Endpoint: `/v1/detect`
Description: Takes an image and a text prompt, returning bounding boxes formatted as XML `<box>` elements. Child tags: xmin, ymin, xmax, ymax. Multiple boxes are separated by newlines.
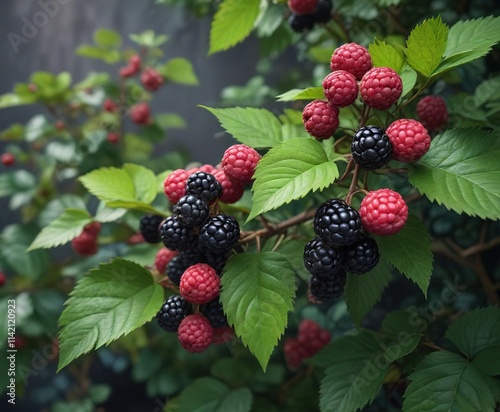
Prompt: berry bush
<box><xmin>1</xmin><ymin>1</ymin><xmax>500</xmax><ymax>411</ymax></box>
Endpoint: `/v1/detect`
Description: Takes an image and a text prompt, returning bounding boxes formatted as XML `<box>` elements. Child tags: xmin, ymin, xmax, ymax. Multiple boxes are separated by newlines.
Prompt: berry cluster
<box><xmin>71</xmin><ymin>222</ymin><xmax>101</xmax><ymax>256</ymax></box>
<box><xmin>284</xmin><ymin>319</ymin><xmax>331</xmax><ymax>369</ymax></box>
<box><xmin>288</xmin><ymin>0</ymin><xmax>333</xmax><ymax>33</ymax></box>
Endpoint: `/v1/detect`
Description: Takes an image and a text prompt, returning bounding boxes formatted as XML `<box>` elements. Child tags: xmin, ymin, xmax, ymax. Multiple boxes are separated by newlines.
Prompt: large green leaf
<box><xmin>200</xmin><ymin>106</ymin><xmax>282</xmax><ymax>148</ymax></box>
<box><xmin>220</xmin><ymin>252</ymin><xmax>296</xmax><ymax>371</ymax></box>
<box><xmin>381</xmin><ymin>310</ymin><xmax>422</xmax><ymax>363</ymax></box>
<box><xmin>376</xmin><ymin>215</ymin><xmax>433</xmax><ymax>296</ymax></box>
<box><xmin>405</xmin><ymin>17</ymin><xmax>448</xmax><ymax>77</ymax></box>
<box><xmin>27</xmin><ymin>209</ymin><xmax>92</xmax><ymax>251</ymax></box>
<box><xmin>403</xmin><ymin>351</ymin><xmax>496</xmax><ymax>412</ymax></box>
<box><xmin>344</xmin><ymin>259</ymin><xmax>392</xmax><ymax>326</ymax></box>
<box><xmin>159</xmin><ymin>58</ymin><xmax>198</xmax><ymax>85</ymax></box>
<box><xmin>248</xmin><ymin>139</ymin><xmax>341</xmax><ymax>221</ymax></box>
<box><xmin>408</xmin><ymin>129</ymin><xmax>500</xmax><ymax>220</ymax></box>
<box><xmin>276</xmin><ymin>87</ymin><xmax>324</xmax><ymax>102</ymax></box>
<box><xmin>209</xmin><ymin>0</ymin><xmax>261</xmax><ymax>54</ymax></box>
<box><xmin>369</xmin><ymin>40</ymin><xmax>404</xmax><ymax>73</ymax></box>
<box><xmin>58</xmin><ymin>258</ymin><xmax>164</xmax><ymax>371</ymax></box>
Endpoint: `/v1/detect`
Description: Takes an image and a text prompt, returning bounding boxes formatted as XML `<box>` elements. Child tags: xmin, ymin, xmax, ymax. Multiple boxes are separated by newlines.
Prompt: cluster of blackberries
<box><xmin>288</xmin><ymin>0</ymin><xmax>333</xmax><ymax>33</ymax></box>
<box><xmin>304</xmin><ymin>198</ymin><xmax>380</xmax><ymax>301</ymax></box>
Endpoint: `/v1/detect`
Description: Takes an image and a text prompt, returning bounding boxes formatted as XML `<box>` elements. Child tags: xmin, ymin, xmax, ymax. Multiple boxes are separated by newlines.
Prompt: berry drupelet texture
<box><xmin>303</xmin><ymin>236</ymin><xmax>343</xmax><ymax>277</ymax></box>
<box><xmin>342</xmin><ymin>234</ymin><xmax>380</xmax><ymax>274</ymax></box>
<box><xmin>156</xmin><ymin>294</ymin><xmax>192</xmax><ymax>332</ymax></box>
<box><xmin>351</xmin><ymin>125</ymin><xmax>393</xmax><ymax>170</ymax></box>
<box><xmin>199</xmin><ymin>214</ymin><xmax>240</xmax><ymax>251</ymax></box>
<box><xmin>139</xmin><ymin>214</ymin><xmax>164</xmax><ymax>243</ymax></box>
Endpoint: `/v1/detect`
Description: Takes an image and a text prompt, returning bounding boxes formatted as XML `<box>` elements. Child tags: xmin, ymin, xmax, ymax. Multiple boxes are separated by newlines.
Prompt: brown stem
<box><xmin>345</xmin><ymin>164</ymin><xmax>361</xmax><ymax>204</ymax></box>
<box><xmin>473</xmin><ymin>254</ymin><xmax>499</xmax><ymax>304</ymax></box>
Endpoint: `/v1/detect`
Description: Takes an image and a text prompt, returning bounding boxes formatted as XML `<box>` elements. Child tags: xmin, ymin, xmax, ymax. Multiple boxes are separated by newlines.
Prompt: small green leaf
<box><xmin>159</xmin><ymin>58</ymin><xmax>198</xmax><ymax>85</ymax></box>
<box><xmin>200</xmin><ymin>106</ymin><xmax>282</xmax><ymax>148</ymax></box>
<box><xmin>405</xmin><ymin>17</ymin><xmax>448</xmax><ymax>77</ymax></box>
<box><xmin>472</xmin><ymin>344</ymin><xmax>500</xmax><ymax>376</ymax></box>
<box><xmin>445</xmin><ymin>307</ymin><xmax>500</xmax><ymax>358</ymax></box>
<box><xmin>75</xmin><ymin>45</ymin><xmax>121</xmax><ymax>64</ymax></box>
<box><xmin>376</xmin><ymin>215</ymin><xmax>433</xmax><ymax>296</ymax></box>
<box><xmin>130</xmin><ymin>30</ymin><xmax>169</xmax><ymax>47</ymax></box>
<box><xmin>408</xmin><ymin>129</ymin><xmax>500</xmax><ymax>220</ymax></box>
<box><xmin>403</xmin><ymin>351</ymin><xmax>496</xmax><ymax>412</ymax></box>
<box><xmin>399</xmin><ymin>65</ymin><xmax>418</xmax><ymax>100</ymax></box>
<box><xmin>381</xmin><ymin>310</ymin><xmax>422</xmax><ymax>363</ymax></box>
<box><xmin>0</xmin><ymin>170</ymin><xmax>36</xmax><ymax>198</ymax></box>
<box><xmin>248</xmin><ymin>139</ymin><xmax>341</xmax><ymax>221</ymax></box>
<box><xmin>369</xmin><ymin>40</ymin><xmax>404</xmax><ymax>72</ymax></box>
<box><xmin>209</xmin><ymin>0</ymin><xmax>261</xmax><ymax>54</ymax></box>
<box><xmin>344</xmin><ymin>259</ymin><xmax>392</xmax><ymax>326</ymax></box>
<box><xmin>94</xmin><ymin>29</ymin><xmax>122</xmax><ymax>48</ymax></box>
<box><xmin>276</xmin><ymin>87</ymin><xmax>324</xmax><ymax>102</ymax></box>
<box><xmin>220</xmin><ymin>252</ymin><xmax>296</xmax><ymax>371</ymax></box>
<box><xmin>58</xmin><ymin>258</ymin><xmax>164</xmax><ymax>371</ymax></box>
<box><xmin>27</xmin><ymin>209</ymin><xmax>92</xmax><ymax>251</ymax></box>
<box><xmin>122</xmin><ymin>164</ymin><xmax>157</xmax><ymax>204</ymax></box>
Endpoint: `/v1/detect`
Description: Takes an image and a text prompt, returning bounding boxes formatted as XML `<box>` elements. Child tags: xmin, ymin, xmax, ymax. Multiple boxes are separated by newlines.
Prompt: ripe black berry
<box><xmin>288</xmin><ymin>14</ymin><xmax>315</xmax><ymax>33</ymax></box>
<box><xmin>156</xmin><ymin>295</ymin><xmax>193</xmax><ymax>332</ymax></box>
<box><xmin>351</xmin><ymin>125</ymin><xmax>393</xmax><ymax>170</ymax></box>
<box><xmin>199</xmin><ymin>246</ymin><xmax>231</xmax><ymax>275</ymax></box>
<box><xmin>304</xmin><ymin>236</ymin><xmax>342</xmax><ymax>277</ymax></box>
<box><xmin>199</xmin><ymin>214</ymin><xmax>240</xmax><ymax>251</ymax></box>
<box><xmin>342</xmin><ymin>234</ymin><xmax>380</xmax><ymax>274</ymax></box>
<box><xmin>139</xmin><ymin>214</ymin><xmax>163</xmax><ymax>243</ymax></box>
<box><xmin>312</xmin><ymin>0</ymin><xmax>332</xmax><ymax>24</ymax></box>
<box><xmin>174</xmin><ymin>195</ymin><xmax>209</xmax><ymax>227</ymax></box>
<box><xmin>160</xmin><ymin>216</ymin><xmax>196</xmax><ymax>251</ymax></box>
<box><xmin>310</xmin><ymin>271</ymin><xmax>346</xmax><ymax>301</ymax></box>
<box><xmin>186</xmin><ymin>172</ymin><xmax>223</xmax><ymax>204</ymax></box>
<box><xmin>314</xmin><ymin>199</ymin><xmax>361</xmax><ymax>247</ymax></box>
<box><xmin>202</xmin><ymin>298</ymin><xmax>228</xmax><ymax>328</ymax></box>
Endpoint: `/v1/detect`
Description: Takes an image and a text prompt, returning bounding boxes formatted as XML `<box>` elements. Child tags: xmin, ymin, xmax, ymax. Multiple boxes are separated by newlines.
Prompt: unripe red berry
<box><xmin>0</xmin><ymin>272</ymin><xmax>6</xmax><ymax>286</ymax></box>
<box><xmin>1</xmin><ymin>153</ymin><xmax>15</xmax><ymax>167</ymax></box>
<box><xmin>141</xmin><ymin>68</ymin><xmax>164</xmax><ymax>92</ymax></box>
<box><xmin>107</xmin><ymin>132</ymin><xmax>120</xmax><ymax>144</ymax></box>
<box><xmin>103</xmin><ymin>98</ymin><xmax>118</xmax><ymax>113</ymax></box>
<box><xmin>130</xmin><ymin>102</ymin><xmax>152</xmax><ymax>125</ymax></box>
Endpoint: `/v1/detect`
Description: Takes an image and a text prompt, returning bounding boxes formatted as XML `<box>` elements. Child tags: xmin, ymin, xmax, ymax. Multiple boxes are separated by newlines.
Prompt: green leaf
<box><xmin>156</xmin><ymin>113</ymin><xmax>186</xmax><ymax>129</ymax></box>
<box><xmin>58</xmin><ymin>258</ymin><xmax>164</xmax><ymax>371</ymax></box>
<box><xmin>0</xmin><ymin>170</ymin><xmax>36</xmax><ymax>199</ymax></box>
<box><xmin>405</xmin><ymin>17</ymin><xmax>448</xmax><ymax>77</ymax></box>
<box><xmin>276</xmin><ymin>87</ymin><xmax>324</xmax><ymax>102</ymax></box>
<box><xmin>381</xmin><ymin>310</ymin><xmax>422</xmax><ymax>363</ymax></box>
<box><xmin>130</xmin><ymin>30</ymin><xmax>168</xmax><ymax>48</ymax></box>
<box><xmin>209</xmin><ymin>0</ymin><xmax>261</xmax><ymax>54</ymax></box>
<box><xmin>407</xmin><ymin>129</ymin><xmax>500</xmax><ymax>220</ymax></box>
<box><xmin>0</xmin><ymin>92</ymin><xmax>36</xmax><ymax>109</ymax></box>
<box><xmin>27</xmin><ymin>209</ymin><xmax>92</xmax><ymax>251</ymax></box>
<box><xmin>94</xmin><ymin>29</ymin><xmax>122</xmax><ymax>48</ymax></box>
<box><xmin>369</xmin><ymin>40</ymin><xmax>404</xmax><ymax>72</ymax></box>
<box><xmin>159</xmin><ymin>58</ymin><xmax>198</xmax><ymax>85</ymax></box>
<box><xmin>399</xmin><ymin>65</ymin><xmax>418</xmax><ymax>100</ymax></box>
<box><xmin>200</xmin><ymin>106</ymin><xmax>282</xmax><ymax>148</ymax></box>
<box><xmin>376</xmin><ymin>215</ymin><xmax>433</xmax><ymax>296</ymax></box>
<box><xmin>122</xmin><ymin>164</ymin><xmax>157</xmax><ymax>204</ymax></box>
<box><xmin>344</xmin><ymin>259</ymin><xmax>392</xmax><ymax>326</ymax></box>
<box><xmin>220</xmin><ymin>252</ymin><xmax>296</xmax><ymax>371</ymax></box>
<box><xmin>445</xmin><ymin>307</ymin><xmax>500</xmax><ymax>358</ymax></box>
<box><xmin>248</xmin><ymin>139</ymin><xmax>341</xmax><ymax>221</ymax></box>
<box><xmin>435</xmin><ymin>16</ymin><xmax>500</xmax><ymax>76</ymax></box>
<box><xmin>317</xmin><ymin>331</ymin><xmax>389</xmax><ymax>412</ymax></box>
<box><xmin>75</xmin><ymin>45</ymin><xmax>121</xmax><ymax>64</ymax></box>
<box><xmin>403</xmin><ymin>351</ymin><xmax>496</xmax><ymax>412</ymax></box>
<box><xmin>472</xmin><ymin>344</ymin><xmax>500</xmax><ymax>376</ymax></box>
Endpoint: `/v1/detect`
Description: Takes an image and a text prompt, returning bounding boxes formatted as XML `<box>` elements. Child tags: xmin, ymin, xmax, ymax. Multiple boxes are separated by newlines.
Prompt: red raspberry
<box><xmin>284</xmin><ymin>338</ymin><xmax>310</xmax><ymax>369</ymax></box>
<box><xmin>297</xmin><ymin>319</ymin><xmax>331</xmax><ymax>355</ymax></box>
<box><xmin>187</xmin><ymin>164</ymin><xmax>217</xmax><ymax>176</ymax></box>
<box><xmin>119</xmin><ymin>55</ymin><xmax>141</xmax><ymax>78</ymax></box>
<box><xmin>386</xmin><ymin>118</ymin><xmax>431</xmax><ymax>162</ymax></box>
<box><xmin>119</xmin><ymin>65</ymin><xmax>137</xmax><ymax>78</ymax></box>
<box><xmin>330</xmin><ymin>43</ymin><xmax>372</xmax><ymax>81</ymax></box>
<box><xmin>180</xmin><ymin>263</ymin><xmax>220</xmax><ymax>304</ymax></box>
<box><xmin>302</xmin><ymin>100</ymin><xmax>339</xmax><ymax>140</ymax></box>
<box><xmin>178</xmin><ymin>314</ymin><xmax>213</xmax><ymax>353</ymax></box>
<box><xmin>103</xmin><ymin>99</ymin><xmax>118</xmax><ymax>113</ymax></box>
<box><xmin>213</xmin><ymin>170</ymin><xmax>245</xmax><ymax>204</ymax></box>
<box><xmin>127</xmin><ymin>233</ymin><xmax>145</xmax><ymax>245</ymax></box>
<box><xmin>222</xmin><ymin>144</ymin><xmax>261</xmax><ymax>185</ymax></box>
<box><xmin>288</xmin><ymin>0</ymin><xmax>318</xmax><ymax>15</ymax></box>
<box><xmin>28</xmin><ymin>83</ymin><xmax>37</xmax><ymax>93</ymax></box>
<box><xmin>360</xmin><ymin>67</ymin><xmax>402</xmax><ymax>110</ymax></box>
<box><xmin>83</xmin><ymin>222</ymin><xmax>101</xmax><ymax>237</ymax></box>
<box><xmin>164</xmin><ymin>169</ymin><xmax>190</xmax><ymax>204</ymax></box>
<box><xmin>1</xmin><ymin>153</ymin><xmax>15</xmax><ymax>167</ymax></box>
<box><xmin>107</xmin><ymin>132</ymin><xmax>120</xmax><ymax>144</ymax></box>
<box><xmin>129</xmin><ymin>55</ymin><xmax>142</xmax><ymax>70</ymax></box>
<box><xmin>416</xmin><ymin>95</ymin><xmax>448</xmax><ymax>131</ymax></box>
<box><xmin>71</xmin><ymin>232</ymin><xmax>98</xmax><ymax>255</ymax></box>
<box><xmin>141</xmin><ymin>67</ymin><xmax>164</xmax><ymax>92</ymax></box>
<box><xmin>154</xmin><ymin>247</ymin><xmax>179</xmax><ymax>274</ymax></box>
<box><xmin>211</xmin><ymin>326</ymin><xmax>235</xmax><ymax>345</ymax></box>
<box><xmin>55</xmin><ymin>120</ymin><xmax>65</xmax><ymax>131</ymax></box>
<box><xmin>0</xmin><ymin>272</ymin><xmax>6</xmax><ymax>287</ymax></box>
<box><xmin>323</xmin><ymin>70</ymin><xmax>359</xmax><ymax>107</ymax></box>
<box><xmin>360</xmin><ymin>188</ymin><xmax>408</xmax><ymax>236</ymax></box>
<box><xmin>130</xmin><ymin>102</ymin><xmax>152</xmax><ymax>125</ymax></box>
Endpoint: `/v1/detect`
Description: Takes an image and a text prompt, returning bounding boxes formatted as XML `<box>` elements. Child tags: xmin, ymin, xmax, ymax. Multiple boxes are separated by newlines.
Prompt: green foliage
<box><xmin>94</xmin><ymin>29</ymin><xmax>122</xmax><ymax>48</ymax></box>
<box><xmin>0</xmin><ymin>170</ymin><xmax>36</xmax><ymax>209</ymax></box>
<box><xmin>276</xmin><ymin>87</ymin><xmax>324</xmax><ymax>102</ymax></box>
<box><xmin>130</xmin><ymin>30</ymin><xmax>169</xmax><ymax>47</ymax></box>
<box><xmin>159</xmin><ymin>58</ymin><xmax>199</xmax><ymax>85</ymax></box>
<box><xmin>58</xmin><ymin>258</ymin><xmax>164</xmax><ymax>371</ymax></box>
<box><xmin>380</xmin><ymin>311</ymin><xmax>422</xmax><ymax>363</ymax></box>
<box><xmin>220</xmin><ymin>252</ymin><xmax>296</xmax><ymax>371</ymax></box>
<box><xmin>369</xmin><ymin>40</ymin><xmax>404</xmax><ymax>73</ymax></box>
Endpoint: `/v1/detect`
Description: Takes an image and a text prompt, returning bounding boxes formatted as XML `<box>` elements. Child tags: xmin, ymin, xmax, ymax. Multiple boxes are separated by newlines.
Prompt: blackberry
<box><xmin>156</xmin><ymin>295</ymin><xmax>193</xmax><ymax>332</ymax></box>
<box><xmin>199</xmin><ymin>214</ymin><xmax>240</xmax><ymax>251</ymax></box>
<box><xmin>160</xmin><ymin>216</ymin><xmax>196</xmax><ymax>251</ymax></box>
<box><xmin>310</xmin><ymin>271</ymin><xmax>346</xmax><ymax>301</ymax></box>
<box><xmin>351</xmin><ymin>126</ymin><xmax>393</xmax><ymax>170</ymax></box>
<box><xmin>288</xmin><ymin>14</ymin><xmax>315</xmax><ymax>33</ymax></box>
<box><xmin>139</xmin><ymin>214</ymin><xmax>163</xmax><ymax>243</ymax></box>
<box><xmin>173</xmin><ymin>195</ymin><xmax>209</xmax><ymax>227</ymax></box>
<box><xmin>314</xmin><ymin>199</ymin><xmax>361</xmax><ymax>247</ymax></box>
<box><xmin>303</xmin><ymin>236</ymin><xmax>342</xmax><ymax>277</ymax></box>
<box><xmin>166</xmin><ymin>256</ymin><xmax>189</xmax><ymax>285</ymax></box>
<box><xmin>312</xmin><ymin>0</ymin><xmax>332</xmax><ymax>24</ymax></box>
<box><xmin>202</xmin><ymin>298</ymin><xmax>228</xmax><ymax>328</ymax></box>
<box><xmin>200</xmin><ymin>246</ymin><xmax>232</xmax><ymax>275</ymax></box>
<box><xmin>186</xmin><ymin>172</ymin><xmax>223</xmax><ymax>204</ymax></box>
<box><xmin>342</xmin><ymin>234</ymin><xmax>380</xmax><ymax>274</ymax></box>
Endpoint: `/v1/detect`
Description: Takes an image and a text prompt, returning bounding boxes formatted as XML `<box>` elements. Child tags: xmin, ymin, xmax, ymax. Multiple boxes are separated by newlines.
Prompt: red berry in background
<box><xmin>297</xmin><ymin>319</ymin><xmax>331</xmax><ymax>355</ymax></box>
<box><xmin>302</xmin><ymin>99</ymin><xmax>339</xmax><ymax>140</ymax></box>
<box><xmin>164</xmin><ymin>168</ymin><xmax>190</xmax><ymax>204</ymax></box>
<box><xmin>130</xmin><ymin>102</ymin><xmax>152</xmax><ymax>125</ymax></box>
<box><xmin>141</xmin><ymin>67</ymin><xmax>164</xmax><ymax>92</ymax></box>
<box><xmin>360</xmin><ymin>188</ymin><xmax>408</xmax><ymax>236</ymax></box>
<box><xmin>187</xmin><ymin>164</ymin><xmax>217</xmax><ymax>176</ymax></box>
<box><xmin>284</xmin><ymin>338</ymin><xmax>310</xmax><ymax>369</ymax></box>
<box><xmin>71</xmin><ymin>232</ymin><xmax>98</xmax><ymax>256</ymax></box>
<box><xmin>178</xmin><ymin>313</ymin><xmax>213</xmax><ymax>353</ymax></box>
<box><xmin>154</xmin><ymin>248</ymin><xmax>179</xmax><ymax>274</ymax></box>
<box><xmin>222</xmin><ymin>144</ymin><xmax>261</xmax><ymax>185</ymax></box>
<box><xmin>386</xmin><ymin>118</ymin><xmax>431</xmax><ymax>162</ymax></box>
<box><xmin>180</xmin><ymin>263</ymin><xmax>220</xmax><ymax>304</ymax></box>
<box><xmin>416</xmin><ymin>95</ymin><xmax>448</xmax><ymax>131</ymax></box>
<box><xmin>1</xmin><ymin>153</ymin><xmax>15</xmax><ymax>167</ymax></box>
<box><xmin>323</xmin><ymin>70</ymin><xmax>359</xmax><ymax>107</ymax></box>
<box><xmin>83</xmin><ymin>222</ymin><xmax>101</xmax><ymax>237</ymax></box>
<box><xmin>103</xmin><ymin>98</ymin><xmax>118</xmax><ymax>113</ymax></box>
<box><xmin>119</xmin><ymin>55</ymin><xmax>142</xmax><ymax>78</ymax></box>
<box><xmin>211</xmin><ymin>326</ymin><xmax>235</xmax><ymax>345</ymax></box>
<box><xmin>15</xmin><ymin>336</ymin><xmax>27</xmax><ymax>349</ymax></box>
<box><xmin>55</xmin><ymin>120</ymin><xmax>65</xmax><ymax>131</ymax></box>
<box><xmin>213</xmin><ymin>170</ymin><xmax>245</xmax><ymax>204</ymax></box>
<box><xmin>0</xmin><ymin>272</ymin><xmax>6</xmax><ymax>286</ymax></box>
<box><xmin>119</xmin><ymin>65</ymin><xmax>136</xmax><ymax>78</ymax></box>
<box><xmin>129</xmin><ymin>54</ymin><xmax>142</xmax><ymax>70</ymax></box>
<box><xmin>360</xmin><ymin>67</ymin><xmax>402</xmax><ymax>110</ymax></box>
<box><xmin>107</xmin><ymin>132</ymin><xmax>120</xmax><ymax>144</ymax></box>
<box><xmin>288</xmin><ymin>0</ymin><xmax>318</xmax><ymax>15</ymax></box>
<box><xmin>330</xmin><ymin>43</ymin><xmax>372</xmax><ymax>81</ymax></box>
<box><xmin>127</xmin><ymin>232</ymin><xmax>145</xmax><ymax>245</ymax></box>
